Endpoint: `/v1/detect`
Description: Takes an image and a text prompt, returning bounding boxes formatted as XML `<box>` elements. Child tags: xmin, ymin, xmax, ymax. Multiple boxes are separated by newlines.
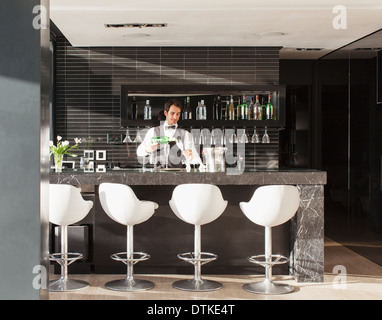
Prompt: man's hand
<box><xmin>183</xmin><ymin>149</ymin><xmax>193</xmax><ymax>161</ymax></box>
<box><xmin>145</xmin><ymin>143</ymin><xmax>159</xmax><ymax>153</ymax></box>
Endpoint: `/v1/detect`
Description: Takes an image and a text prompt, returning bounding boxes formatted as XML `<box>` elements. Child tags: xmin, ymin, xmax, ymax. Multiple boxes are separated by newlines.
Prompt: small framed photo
<box><xmin>96</xmin><ymin>150</ymin><xmax>107</xmax><ymax>161</ymax></box>
<box><xmin>84</xmin><ymin>150</ymin><xmax>94</xmax><ymax>160</ymax></box>
<box><xmin>96</xmin><ymin>164</ymin><xmax>106</xmax><ymax>172</ymax></box>
<box><xmin>84</xmin><ymin>161</ymin><xmax>94</xmax><ymax>172</ymax></box>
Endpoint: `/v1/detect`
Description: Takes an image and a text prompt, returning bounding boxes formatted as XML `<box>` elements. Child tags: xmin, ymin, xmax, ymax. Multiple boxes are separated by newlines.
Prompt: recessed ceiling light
<box><xmin>122</xmin><ymin>33</ymin><xmax>150</xmax><ymax>38</ymax></box>
<box><xmin>257</xmin><ymin>32</ymin><xmax>286</xmax><ymax>37</ymax></box>
<box><xmin>105</xmin><ymin>23</ymin><xmax>167</xmax><ymax>29</ymax></box>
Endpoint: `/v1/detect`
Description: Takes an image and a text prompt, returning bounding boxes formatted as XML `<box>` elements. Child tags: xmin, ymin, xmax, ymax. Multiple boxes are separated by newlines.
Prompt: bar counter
<box><xmin>50</xmin><ymin>169</ymin><xmax>326</xmax><ymax>283</ymax></box>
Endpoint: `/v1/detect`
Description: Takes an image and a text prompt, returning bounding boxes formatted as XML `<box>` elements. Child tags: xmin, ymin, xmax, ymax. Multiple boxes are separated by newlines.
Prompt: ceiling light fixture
<box><xmin>105</xmin><ymin>23</ymin><xmax>167</xmax><ymax>29</ymax></box>
<box><xmin>295</xmin><ymin>48</ymin><xmax>323</xmax><ymax>51</ymax></box>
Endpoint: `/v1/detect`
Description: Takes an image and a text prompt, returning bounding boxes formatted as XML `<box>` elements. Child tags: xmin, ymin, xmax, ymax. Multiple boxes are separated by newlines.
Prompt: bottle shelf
<box><xmin>122</xmin><ymin>119</ymin><xmax>284</xmax><ymax>128</ymax></box>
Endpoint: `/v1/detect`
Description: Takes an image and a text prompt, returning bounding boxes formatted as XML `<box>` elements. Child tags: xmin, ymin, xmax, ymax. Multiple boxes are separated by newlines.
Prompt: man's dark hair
<box><xmin>164</xmin><ymin>98</ymin><xmax>182</xmax><ymax>112</ymax></box>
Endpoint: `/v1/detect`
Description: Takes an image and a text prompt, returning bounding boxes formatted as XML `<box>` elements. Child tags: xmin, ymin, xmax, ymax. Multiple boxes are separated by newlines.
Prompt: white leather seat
<box><xmin>169</xmin><ymin>184</ymin><xmax>228</xmax><ymax>291</ymax></box>
<box><xmin>99</xmin><ymin>183</ymin><xmax>158</xmax><ymax>291</ymax></box>
<box><xmin>49</xmin><ymin>184</ymin><xmax>93</xmax><ymax>292</ymax></box>
<box><xmin>239</xmin><ymin>185</ymin><xmax>300</xmax><ymax>295</ymax></box>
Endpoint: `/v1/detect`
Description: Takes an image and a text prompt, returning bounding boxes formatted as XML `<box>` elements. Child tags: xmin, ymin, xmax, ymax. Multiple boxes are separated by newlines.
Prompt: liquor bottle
<box><xmin>248</xmin><ymin>97</ymin><xmax>255</xmax><ymax>120</ymax></box>
<box><xmin>144</xmin><ymin>100</ymin><xmax>152</xmax><ymax>120</ymax></box>
<box><xmin>151</xmin><ymin>136</ymin><xmax>176</xmax><ymax>144</ymax></box>
<box><xmin>130</xmin><ymin>96</ymin><xmax>137</xmax><ymax>120</ymax></box>
<box><xmin>182</xmin><ymin>96</ymin><xmax>191</xmax><ymax>120</ymax></box>
<box><xmin>201</xmin><ymin>100</ymin><xmax>207</xmax><ymax>120</ymax></box>
<box><xmin>228</xmin><ymin>95</ymin><xmax>235</xmax><ymax>120</ymax></box>
<box><xmin>196</xmin><ymin>102</ymin><xmax>201</xmax><ymax>120</ymax></box>
<box><xmin>241</xmin><ymin>95</ymin><xmax>248</xmax><ymax>120</ymax></box>
<box><xmin>254</xmin><ymin>95</ymin><xmax>261</xmax><ymax>120</ymax></box>
<box><xmin>225</xmin><ymin>96</ymin><xmax>230</xmax><ymax>120</ymax></box>
<box><xmin>214</xmin><ymin>95</ymin><xmax>222</xmax><ymax>120</ymax></box>
<box><xmin>261</xmin><ymin>96</ymin><xmax>267</xmax><ymax>120</ymax></box>
<box><xmin>236</xmin><ymin>97</ymin><xmax>241</xmax><ymax>120</ymax></box>
<box><xmin>266</xmin><ymin>94</ymin><xmax>274</xmax><ymax>120</ymax></box>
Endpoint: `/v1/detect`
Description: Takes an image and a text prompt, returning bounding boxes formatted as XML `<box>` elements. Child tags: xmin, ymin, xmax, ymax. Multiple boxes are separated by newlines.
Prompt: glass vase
<box><xmin>54</xmin><ymin>153</ymin><xmax>64</xmax><ymax>173</ymax></box>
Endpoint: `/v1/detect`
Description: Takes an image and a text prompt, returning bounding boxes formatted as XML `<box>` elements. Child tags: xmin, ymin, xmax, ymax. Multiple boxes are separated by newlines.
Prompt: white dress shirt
<box><xmin>136</xmin><ymin>121</ymin><xmax>202</xmax><ymax>165</ymax></box>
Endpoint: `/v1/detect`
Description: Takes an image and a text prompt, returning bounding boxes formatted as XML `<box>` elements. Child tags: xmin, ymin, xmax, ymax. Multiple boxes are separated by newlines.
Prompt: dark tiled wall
<box><xmin>54</xmin><ymin>37</ymin><xmax>280</xmax><ymax>168</ymax></box>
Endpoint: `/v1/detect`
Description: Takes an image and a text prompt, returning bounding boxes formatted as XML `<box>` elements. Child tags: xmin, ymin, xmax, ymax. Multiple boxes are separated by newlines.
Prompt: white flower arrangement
<box><xmin>49</xmin><ymin>135</ymin><xmax>81</xmax><ymax>159</ymax></box>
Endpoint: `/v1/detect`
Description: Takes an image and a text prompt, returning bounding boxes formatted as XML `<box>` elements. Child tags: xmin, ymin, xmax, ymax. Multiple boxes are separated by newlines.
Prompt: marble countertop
<box><xmin>50</xmin><ymin>168</ymin><xmax>326</xmax><ymax>186</ymax></box>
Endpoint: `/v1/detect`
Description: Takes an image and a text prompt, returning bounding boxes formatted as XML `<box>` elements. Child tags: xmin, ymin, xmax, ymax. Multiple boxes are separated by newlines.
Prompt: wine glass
<box><xmin>262</xmin><ymin>126</ymin><xmax>270</xmax><ymax>144</ymax></box>
<box><xmin>251</xmin><ymin>127</ymin><xmax>260</xmax><ymax>143</ymax></box>
<box><xmin>123</xmin><ymin>127</ymin><xmax>133</xmax><ymax>143</ymax></box>
<box><xmin>229</xmin><ymin>127</ymin><xmax>237</xmax><ymax>144</ymax></box>
<box><xmin>133</xmin><ymin>127</ymin><xmax>142</xmax><ymax>143</ymax></box>
<box><xmin>163</xmin><ymin>143</ymin><xmax>170</xmax><ymax>169</ymax></box>
<box><xmin>239</xmin><ymin>128</ymin><xmax>249</xmax><ymax>144</ymax></box>
<box><xmin>176</xmin><ymin>138</ymin><xmax>192</xmax><ymax>172</ymax></box>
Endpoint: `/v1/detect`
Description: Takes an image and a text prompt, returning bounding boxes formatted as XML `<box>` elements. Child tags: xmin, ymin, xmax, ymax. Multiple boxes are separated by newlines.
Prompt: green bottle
<box><xmin>241</xmin><ymin>95</ymin><xmax>248</xmax><ymax>120</ymax></box>
<box><xmin>266</xmin><ymin>94</ymin><xmax>274</xmax><ymax>120</ymax></box>
<box><xmin>151</xmin><ymin>136</ymin><xmax>176</xmax><ymax>144</ymax></box>
<box><xmin>261</xmin><ymin>97</ymin><xmax>267</xmax><ymax>120</ymax></box>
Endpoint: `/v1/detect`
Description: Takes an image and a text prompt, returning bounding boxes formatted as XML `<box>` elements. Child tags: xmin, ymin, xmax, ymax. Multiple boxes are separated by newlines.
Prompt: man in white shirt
<box><xmin>137</xmin><ymin>98</ymin><xmax>202</xmax><ymax>169</ymax></box>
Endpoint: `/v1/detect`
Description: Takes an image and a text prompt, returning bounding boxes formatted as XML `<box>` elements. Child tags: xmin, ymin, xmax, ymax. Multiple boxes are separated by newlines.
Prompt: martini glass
<box><xmin>262</xmin><ymin>126</ymin><xmax>270</xmax><ymax>144</ymax></box>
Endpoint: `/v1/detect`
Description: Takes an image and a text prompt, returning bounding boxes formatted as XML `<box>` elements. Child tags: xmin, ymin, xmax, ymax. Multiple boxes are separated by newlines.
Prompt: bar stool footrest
<box><xmin>177</xmin><ymin>252</ymin><xmax>217</xmax><ymax>266</ymax></box>
<box><xmin>248</xmin><ymin>254</ymin><xmax>289</xmax><ymax>267</ymax></box>
<box><xmin>111</xmin><ymin>252</ymin><xmax>150</xmax><ymax>265</ymax></box>
<box><xmin>49</xmin><ymin>252</ymin><xmax>84</xmax><ymax>266</ymax></box>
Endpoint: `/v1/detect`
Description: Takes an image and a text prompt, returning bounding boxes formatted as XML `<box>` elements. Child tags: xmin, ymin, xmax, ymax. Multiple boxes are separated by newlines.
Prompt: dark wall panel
<box><xmin>55</xmin><ymin>38</ymin><xmax>280</xmax><ymax>168</ymax></box>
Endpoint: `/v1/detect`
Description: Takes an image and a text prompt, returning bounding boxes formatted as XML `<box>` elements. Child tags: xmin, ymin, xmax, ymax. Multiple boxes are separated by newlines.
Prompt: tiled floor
<box><xmin>49</xmin><ymin>237</ymin><xmax>382</xmax><ymax>300</ymax></box>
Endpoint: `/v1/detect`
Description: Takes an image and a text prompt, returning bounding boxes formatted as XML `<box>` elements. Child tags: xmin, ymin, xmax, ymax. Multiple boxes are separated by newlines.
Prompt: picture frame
<box><xmin>96</xmin><ymin>150</ymin><xmax>107</xmax><ymax>161</ymax></box>
<box><xmin>84</xmin><ymin>150</ymin><xmax>94</xmax><ymax>160</ymax></box>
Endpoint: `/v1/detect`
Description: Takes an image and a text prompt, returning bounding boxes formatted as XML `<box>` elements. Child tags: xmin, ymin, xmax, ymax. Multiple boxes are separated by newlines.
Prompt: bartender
<box><xmin>137</xmin><ymin>98</ymin><xmax>203</xmax><ymax>169</ymax></box>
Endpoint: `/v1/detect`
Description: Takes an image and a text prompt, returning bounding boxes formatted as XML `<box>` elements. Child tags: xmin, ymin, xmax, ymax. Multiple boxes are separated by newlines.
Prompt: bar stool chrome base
<box><xmin>173</xmin><ymin>251</ymin><xmax>222</xmax><ymax>292</ymax></box>
<box><xmin>243</xmin><ymin>280</ymin><xmax>294</xmax><ymax>295</ymax></box>
<box><xmin>173</xmin><ymin>278</ymin><xmax>222</xmax><ymax>292</ymax></box>
<box><xmin>105</xmin><ymin>279</ymin><xmax>155</xmax><ymax>292</ymax></box>
<box><xmin>244</xmin><ymin>229</ymin><xmax>295</xmax><ymax>295</ymax></box>
<box><xmin>105</xmin><ymin>251</ymin><xmax>154</xmax><ymax>292</ymax></box>
<box><xmin>49</xmin><ymin>279</ymin><xmax>89</xmax><ymax>292</ymax></box>
<box><xmin>49</xmin><ymin>252</ymin><xmax>88</xmax><ymax>292</ymax></box>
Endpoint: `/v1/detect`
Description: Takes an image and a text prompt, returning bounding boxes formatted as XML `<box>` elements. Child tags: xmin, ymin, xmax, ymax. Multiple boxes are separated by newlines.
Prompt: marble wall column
<box><xmin>290</xmin><ymin>185</ymin><xmax>324</xmax><ymax>282</ymax></box>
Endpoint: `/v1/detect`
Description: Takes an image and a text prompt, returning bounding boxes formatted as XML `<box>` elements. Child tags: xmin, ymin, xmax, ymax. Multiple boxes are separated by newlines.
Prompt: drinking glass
<box><xmin>251</xmin><ymin>127</ymin><xmax>260</xmax><ymax>143</ymax></box>
<box><xmin>262</xmin><ymin>126</ymin><xmax>270</xmax><ymax>144</ymax></box>
<box><xmin>141</xmin><ymin>156</ymin><xmax>148</xmax><ymax>172</ymax></box>
<box><xmin>164</xmin><ymin>143</ymin><xmax>170</xmax><ymax>169</ymax></box>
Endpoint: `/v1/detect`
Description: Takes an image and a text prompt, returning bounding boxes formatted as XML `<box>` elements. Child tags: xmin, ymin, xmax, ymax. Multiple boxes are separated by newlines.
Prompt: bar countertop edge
<box><xmin>49</xmin><ymin>169</ymin><xmax>327</xmax><ymax>186</ymax></box>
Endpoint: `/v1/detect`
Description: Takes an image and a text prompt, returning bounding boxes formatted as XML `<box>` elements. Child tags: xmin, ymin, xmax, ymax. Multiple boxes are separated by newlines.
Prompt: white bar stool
<box><xmin>99</xmin><ymin>183</ymin><xmax>158</xmax><ymax>291</ymax></box>
<box><xmin>169</xmin><ymin>183</ymin><xmax>228</xmax><ymax>291</ymax></box>
<box><xmin>239</xmin><ymin>185</ymin><xmax>300</xmax><ymax>295</ymax></box>
<box><xmin>49</xmin><ymin>184</ymin><xmax>93</xmax><ymax>292</ymax></box>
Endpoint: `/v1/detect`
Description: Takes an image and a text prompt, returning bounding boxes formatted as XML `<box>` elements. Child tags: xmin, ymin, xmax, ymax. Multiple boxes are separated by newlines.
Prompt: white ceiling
<box><xmin>50</xmin><ymin>0</ymin><xmax>382</xmax><ymax>59</ymax></box>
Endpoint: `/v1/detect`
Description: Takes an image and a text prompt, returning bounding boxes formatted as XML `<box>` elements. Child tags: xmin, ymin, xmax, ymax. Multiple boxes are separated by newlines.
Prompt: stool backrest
<box><xmin>99</xmin><ymin>183</ymin><xmax>157</xmax><ymax>226</ymax></box>
<box><xmin>49</xmin><ymin>184</ymin><xmax>93</xmax><ymax>226</ymax></box>
<box><xmin>170</xmin><ymin>184</ymin><xmax>228</xmax><ymax>225</ymax></box>
<box><xmin>240</xmin><ymin>185</ymin><xmax>300</xmax><ymax>227</ymax></box>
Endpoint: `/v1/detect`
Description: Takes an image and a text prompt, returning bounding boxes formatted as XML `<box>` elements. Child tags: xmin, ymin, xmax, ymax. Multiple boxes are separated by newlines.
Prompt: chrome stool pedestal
<box><xmin>49</xmin><ymin>225</ymin><xmax>89</xmax><ymax>292</ymax></box>
<box><xmin>173</xmin><ymin>225</ymin><xmax>222</xmax><ymax>292</ymax></box>
<box><xmin>105</xmin><ymin>225</ymin><xmax>155</xmax><ymax>292</ymax></box>
<box><xmin>243</xmin><ymin>226</ymin><xmax>294</xmax><ymax>295</ymax></box>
